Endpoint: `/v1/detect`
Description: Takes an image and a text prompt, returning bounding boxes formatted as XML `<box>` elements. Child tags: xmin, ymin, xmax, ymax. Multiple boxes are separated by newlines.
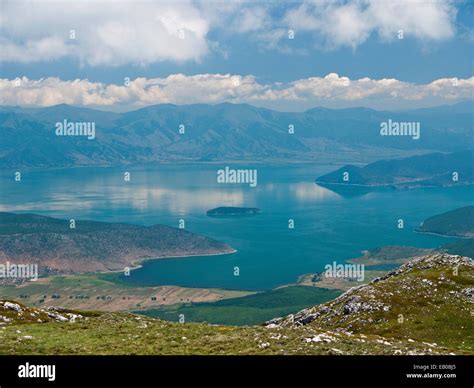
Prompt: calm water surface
<box><xmin>1</xmin><ymin>164</ymin><xmax>471</xmax><ymax>290</ymax></box>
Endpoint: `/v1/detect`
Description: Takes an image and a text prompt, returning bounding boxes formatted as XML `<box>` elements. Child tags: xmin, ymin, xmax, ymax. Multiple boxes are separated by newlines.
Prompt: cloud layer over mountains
<box><xmin>1</xmin><ymin>74</ymin><xmax>472</xmax><ymax>111</ymax></box>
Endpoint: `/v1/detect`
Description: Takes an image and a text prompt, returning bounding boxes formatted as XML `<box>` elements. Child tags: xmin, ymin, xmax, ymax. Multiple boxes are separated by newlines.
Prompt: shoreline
<box><xmin>0</xmin><ymin>161</ymin><xmax>348</xmax><ymax>174</ymax></box>
<box><xmin>316</xmin><ymin>180</ymin><xmax>474</xmax><ymax>189</ymax></box>
<box><xmin>414</xmin><ymin>230</ymin><xmax>473</xmax><ymax>239</ymax></box>
<box><xmin>104</xmin><ymin>248</ymin><xmax>238</xmax><ymax>276</ymax></box>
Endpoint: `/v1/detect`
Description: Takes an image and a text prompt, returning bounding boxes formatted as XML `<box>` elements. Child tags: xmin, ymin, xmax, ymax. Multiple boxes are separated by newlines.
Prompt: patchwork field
<box><xmin>0</xmin><ymin>273</ymin><xmax>251</xmax><ymax>312</ymax></box>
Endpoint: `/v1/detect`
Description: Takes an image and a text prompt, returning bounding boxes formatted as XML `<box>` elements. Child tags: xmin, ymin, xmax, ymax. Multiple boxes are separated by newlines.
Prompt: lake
<box><xmin>1</xmin><ymin>163</ymin><xmax>472</xmax><ymax>290</ymax></box>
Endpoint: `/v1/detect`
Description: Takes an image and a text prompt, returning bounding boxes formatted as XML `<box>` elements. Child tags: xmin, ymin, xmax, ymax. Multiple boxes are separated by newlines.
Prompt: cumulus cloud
<box><xmin>0</xmin><ymin>0</ymin><xmax>460</xmax><ymax>65</ymax></box>
<box><xmin>0</xmin><ymin>0</ymin><xmax>210</xmax><ymax>65</ymax></box>
<box><xmin>1</xmin><ymin>73</ymin><xmax>472</xmax><ymax>110</ymax></box>
<box><xmin>284</xmin><ymin>0</ymin><xmax>457</xmax><ymax>48</ymax></box>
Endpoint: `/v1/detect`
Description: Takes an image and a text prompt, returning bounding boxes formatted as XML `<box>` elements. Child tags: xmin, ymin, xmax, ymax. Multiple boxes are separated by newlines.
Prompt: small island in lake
<box><xmin>206</xmin><ymin>207</ymin><xmax>261</xmax><ymax>217</ymax></box>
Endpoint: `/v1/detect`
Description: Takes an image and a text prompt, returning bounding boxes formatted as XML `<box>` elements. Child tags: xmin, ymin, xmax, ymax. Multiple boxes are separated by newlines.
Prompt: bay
<box><xmin>1</xmin><ymin>163</ymin><xmax>471</xmax><ymax>290</ymax></box>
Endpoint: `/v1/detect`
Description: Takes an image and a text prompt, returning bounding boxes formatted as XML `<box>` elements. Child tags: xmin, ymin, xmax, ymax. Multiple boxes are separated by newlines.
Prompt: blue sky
<box><xmin>0</xmin><ymin>0</ymin><xmax>473</xmax><ymax>111</ymax></box>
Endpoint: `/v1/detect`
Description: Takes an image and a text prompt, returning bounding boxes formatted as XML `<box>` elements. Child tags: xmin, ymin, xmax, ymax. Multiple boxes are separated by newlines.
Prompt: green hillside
<box><xmin>1</xmin><ymin>253</ymin><xmax>472</xmax><ymax>355</ymax></box>
<box><xmin>270</xmin><ymin>254</ymin><xmax>474</xmax><ymax>353</ymax></box>
<box><xmin>136</xmin><ymin>286</ymin><xmax>341</xmax><ymax>326</ymax></box>
<box><xmin>416</xmin><ymin>206</ymin><xmax>474</xmax><ymax>237</ymax></box>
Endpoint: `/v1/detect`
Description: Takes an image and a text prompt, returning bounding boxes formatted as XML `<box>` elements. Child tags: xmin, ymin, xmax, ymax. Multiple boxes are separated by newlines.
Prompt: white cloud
<box><xmin>0</xmin><ymin>0</ymin><xmax>210</xmax><ymax>65</ymax></box>
<box><xmin>0</xmin><ymin>0</ymin><xmax>460</xmax><ymax>65</ymax></box>
<box><xmin>284</xmin><ymin>0</ymin><xmax>457</xmax><ymax>48</ymax></box>
<box><xmin>231</xmin><ymin>6</ymin><xmax>271</xmax><ymax>33</ymax></box>
<box><xmin>1</xmin><ymin>73</ymin><xmax>472</xmax><ymax>110</ymax></box>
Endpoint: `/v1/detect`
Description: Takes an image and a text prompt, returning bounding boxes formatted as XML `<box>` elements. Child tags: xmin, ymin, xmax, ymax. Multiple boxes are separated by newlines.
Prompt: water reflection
<box><xmin>315</xmin><ymin>182</ymin><xmax>387</xmax><ymax>198</ymax></box>
<box><xmin>291</xmin><ymin>182</ymin><xmax>340</xmax><ymax>201</ymax></box>
<box><xmin>0</xmin><ymin>164</ymin><xmax>472</xmax><ymax>289</ymax></box>
<box><xmin>0</xmin><ymin>165</ymin><xmax>342</xmax><ymax>215</ymax></box>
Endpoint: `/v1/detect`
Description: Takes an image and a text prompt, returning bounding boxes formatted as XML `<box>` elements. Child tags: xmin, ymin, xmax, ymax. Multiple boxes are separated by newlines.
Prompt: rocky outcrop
<box><xmin>0</xmin><ymin>300</ymin><xmax>84</xmax><ymax>325</ymax></box>
<box><xmin>267</xmin><ymin>254</ymin><xmax>474</xmax><ymax>330</ymax></box>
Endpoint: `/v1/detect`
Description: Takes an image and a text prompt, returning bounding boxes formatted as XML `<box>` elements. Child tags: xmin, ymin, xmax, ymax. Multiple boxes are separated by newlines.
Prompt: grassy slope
<box><xmin>0</xmin><ymin>253</ymin><xmax>472</xmax><ymax>355</ymax></box>
<box><xmin>0</xmin><ymin>302</ymin><xmax>459</xmax><ymax>356</ymax></box>
<box><xmin>272</xmin><ymin>254</ymin><xmax>474</xmax><ymax>353</ymax></box>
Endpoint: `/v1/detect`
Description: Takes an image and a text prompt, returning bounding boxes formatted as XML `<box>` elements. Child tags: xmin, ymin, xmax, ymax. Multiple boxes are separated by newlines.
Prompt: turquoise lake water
<box><xmin>0</xmin><ymin>164</ymin><xmax>472</xmax><ymax>291</ymax></box>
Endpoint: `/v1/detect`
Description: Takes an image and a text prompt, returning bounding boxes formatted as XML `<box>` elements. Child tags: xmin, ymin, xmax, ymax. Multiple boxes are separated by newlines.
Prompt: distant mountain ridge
<box><xmin>0</xmin><ymin>101</ymin><xmax>472</xmax><ymax>167</ymax></box>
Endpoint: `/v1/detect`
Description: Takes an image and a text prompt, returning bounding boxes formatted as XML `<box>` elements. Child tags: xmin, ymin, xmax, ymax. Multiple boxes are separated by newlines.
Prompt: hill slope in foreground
<box><xmin>0</xmin><ymin>212</ymin><xmax>234</xmax><ymax>274</ymax></box>
<box><xmin>1</xmin><ymin>254</ymin><xmax>472</xmax><ymax>355</ymax></box>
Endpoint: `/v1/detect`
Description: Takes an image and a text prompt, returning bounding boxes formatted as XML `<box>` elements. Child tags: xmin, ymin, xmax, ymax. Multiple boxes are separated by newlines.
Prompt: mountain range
<box><xmin>0</xmin><ymin>101</ymin><xmax>472</xmax><ymax>167</ymax></box>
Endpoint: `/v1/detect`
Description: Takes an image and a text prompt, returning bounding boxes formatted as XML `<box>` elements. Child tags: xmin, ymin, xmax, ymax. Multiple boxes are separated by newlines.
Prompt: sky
<box><xmin>0</xmin><ymin>0</ymin><xmax>473</xmax><ymax>111</ymax></box>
